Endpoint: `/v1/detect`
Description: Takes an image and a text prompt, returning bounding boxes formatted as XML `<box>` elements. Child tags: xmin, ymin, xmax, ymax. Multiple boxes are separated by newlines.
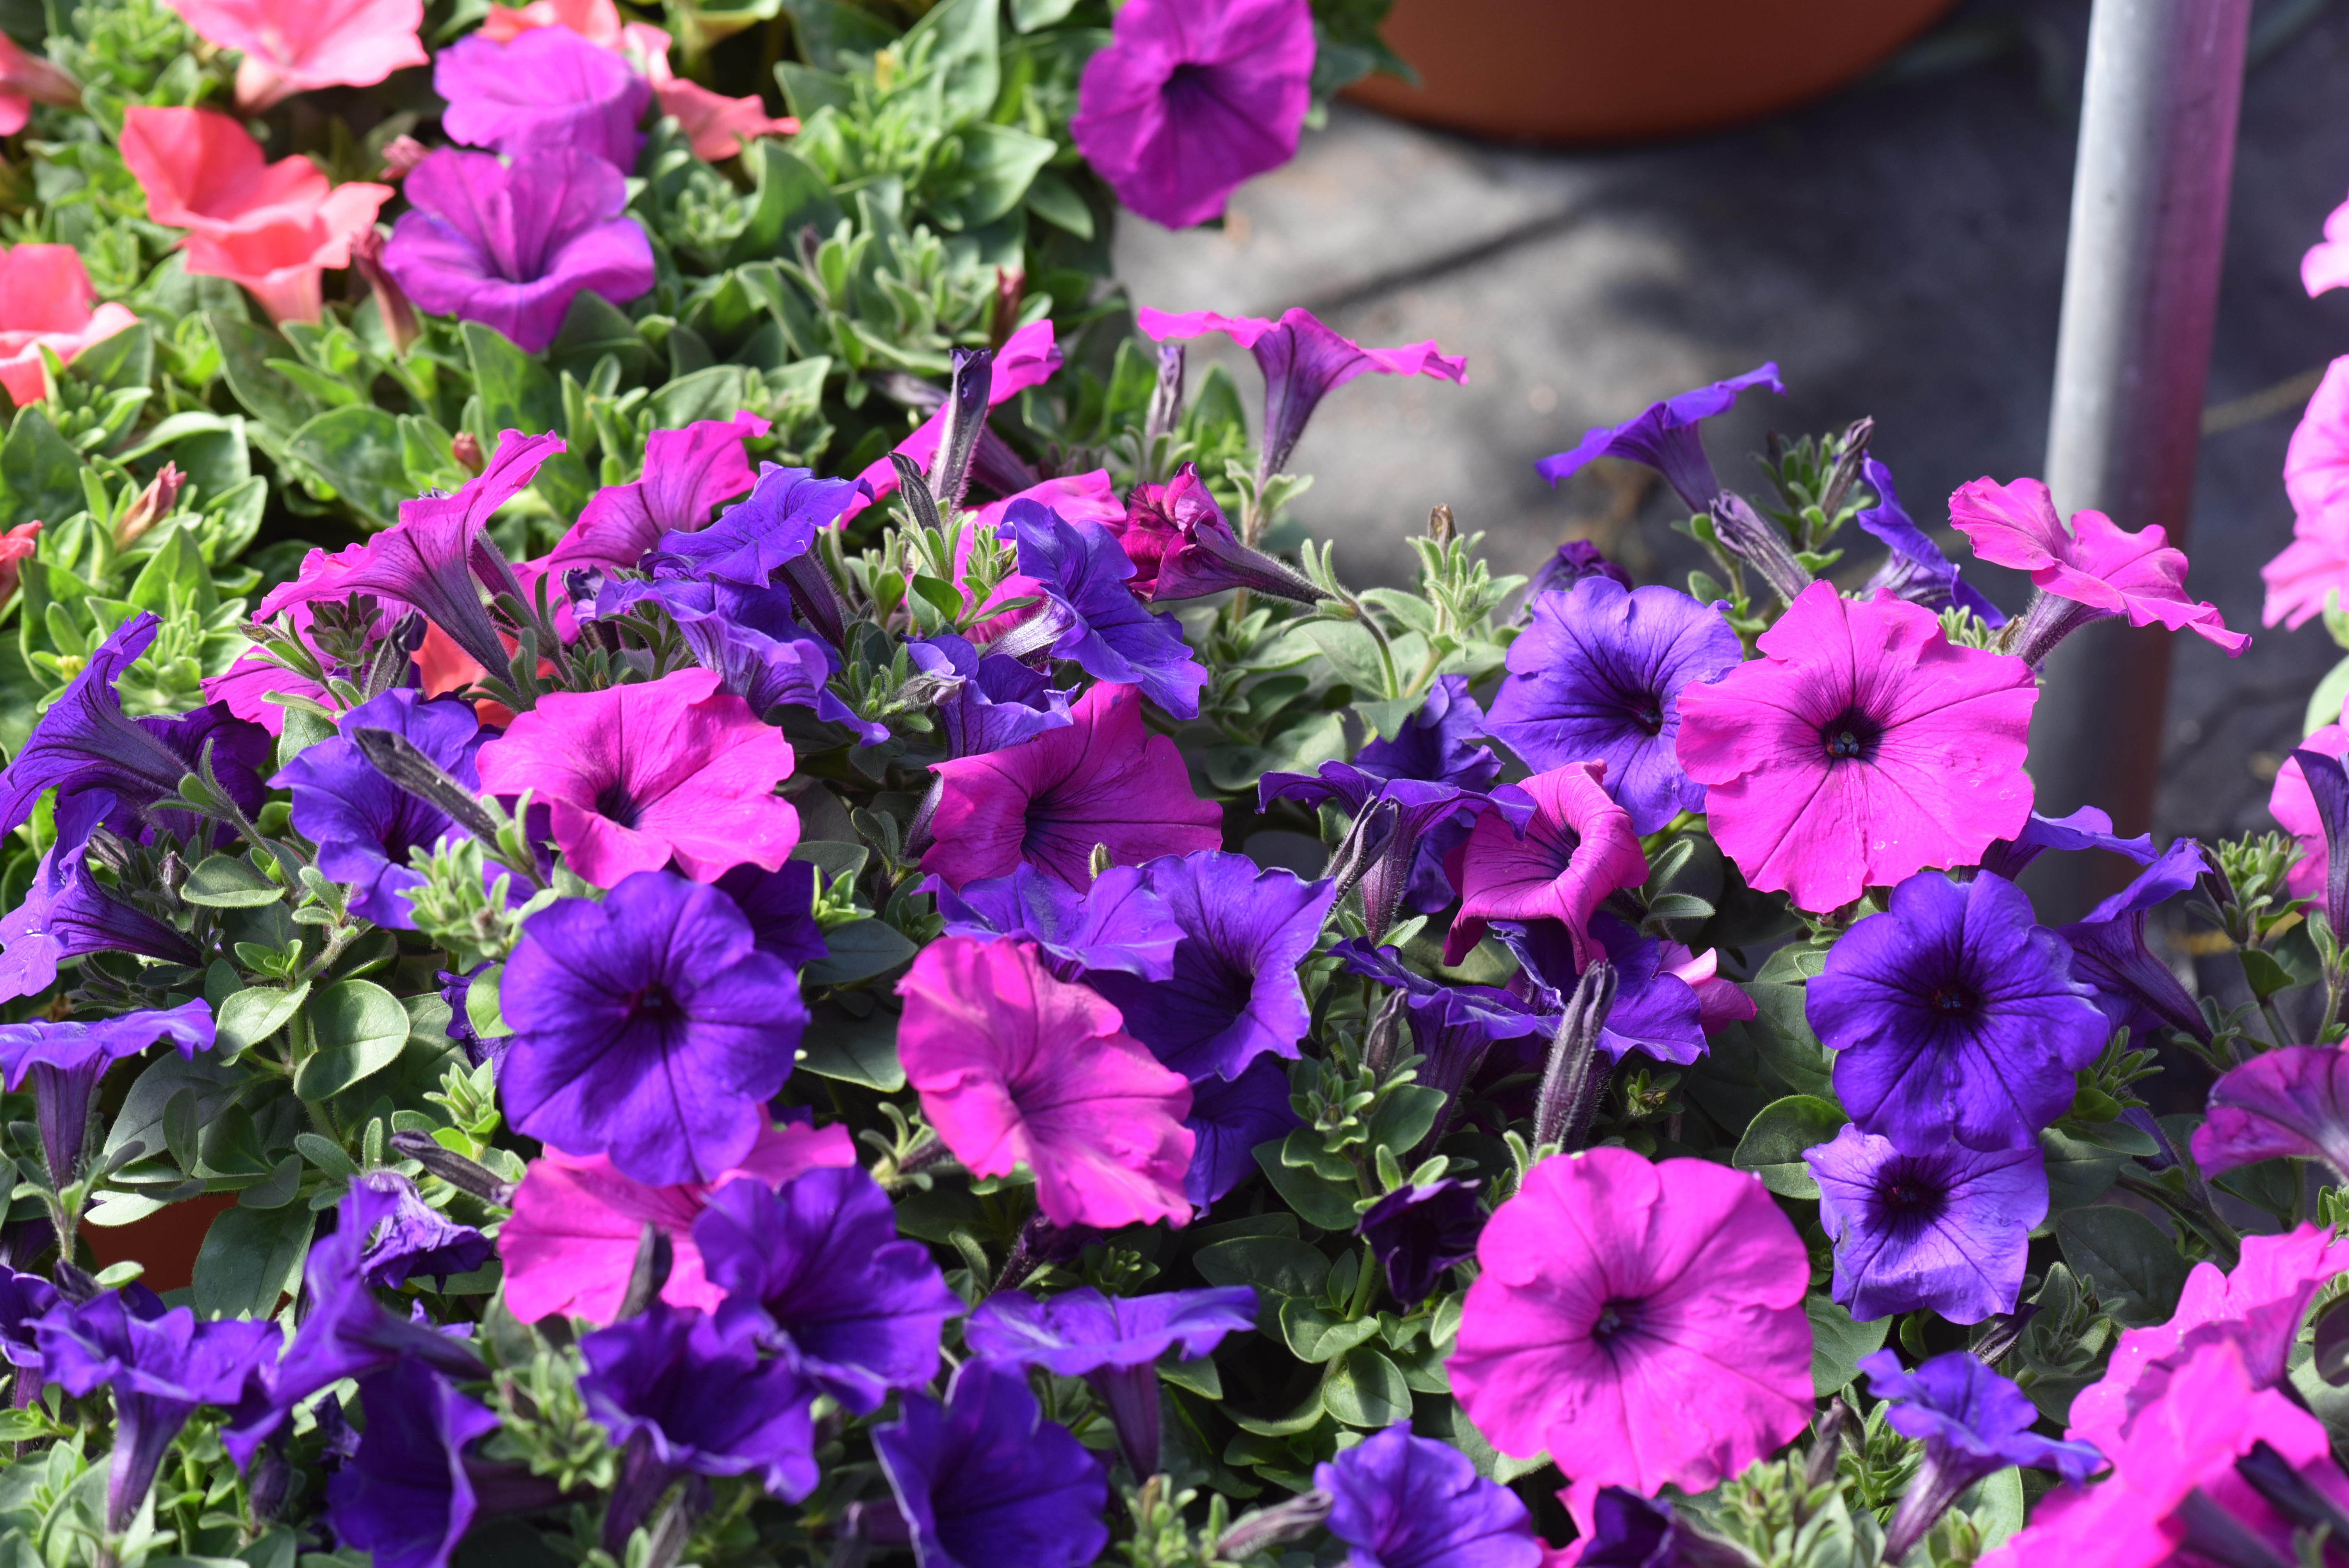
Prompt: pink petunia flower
<box><xmin>545</xmin><ymin>412</ymin><xmax>772</xmax><ymax>576</ymax></box>
<box><xmin>2260</xmin><ymin>358</ymin><xmax>2349</xmax><ymax>629</ymax></box>
<box><xmin>1657</xmin><ymin>941</ymin><xmax>1758</xmax><ymax>1032</ymax></box>
<box><xmin>478</xmin><ymin>667</ymin><xmax>800</xmax><ymax>886</ymax></box>
<box><xmin>0</xmin><ymin>246</ymin><xmax>137</xmax><ymax>408</ymax></box>
<box><xmin>2306</xmin><ymin>191</ymin><xmax>2349</xmax><ymax>298</ymax></box>
<box><xmin>1069</xmin><ymin>0</ymin><xmax>1315</xmax><ymax>232</ymax></box>
<box><xmin>0</xmin><ymin>34</ymin><xmax>79</xmax><ymax>136</ymax></box>
<box><xmin>844</xmin><ymin>320</ymin><xmax>1065</xmax><ymax>522</ymax></box>
<box><xmin>922</xmin><ymin>681</ymin><xmax>1224</xmax><ymax>891</ymax></box>
<box><xmin>498</xmin><ymin>1119</ymin><xmax>854</xmax><ymax>1325</ymax></box>
<box><xmin>1445</xmin><ymin>762</ymin><xmax>1649</xmax><ymax>968</ymax></box>
<box><xmin>118</xmin><ymin>106</ymin><xmax>392</xmax><ymax>324</ymax></box>
<box><xmin>1675</xmin><ymin>582</ymin><xmax>2039</xmax><ymax>914</ymax></box>
<box><xmin>896</xmin><ymin>935</ymin><xmax>1194</xmax><ymax>1230</ymax></box>
<box><xmin>0</xmin><ymin>522</ymin><xmax>38</xmax><ymax>611</ymax></box>
<box><xmin>1449</xmin><ymin>1147</ymin><xmax>1813</xmax><ymax>1527</ymax></box>
<box><xmin>2270</xmin><ymin>722</ymin><xmax>2349</xmax><ymax>900</ymax></box>
<box><xmin>2068</xmin><ymin>1223</ymin><xmax>2349</xmax><ymax>1450</ymax></box>
<box><xmin>1978</xmin><ymin>1341</ymin><xmax>2349</xmax><ymax>1568</ymax></box>
<box><xmin>1948</xmin><ymin>474</ymin><xmax>2248</xmax><ymax>659</ymax></box>
<box><xmin>167</xmin><ymin>0</ymin><xmax>427</xmax><ymax>113</ymax></box>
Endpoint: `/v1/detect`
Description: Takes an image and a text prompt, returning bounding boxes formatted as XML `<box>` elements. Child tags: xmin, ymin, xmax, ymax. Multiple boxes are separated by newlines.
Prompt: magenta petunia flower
<box><xmin>1948</xmin><ymin>474</ymin><xmax>2249</xmax><ymax>659</ymax></box>
<box><xmin>1675</xmin><ymin>582</ymin><xmax>2039</xmax><ymax>913</ymax></box>
<box><xmin>381</xmin><ymin>147</ymin><xmax>655</xmax><ymax>355</ymax></box>
<box><xmin>2260</xmin><ymin>358</ymin><xmax>2349</xmax><ymax>629</ymax></box>
<box><xmin>2190</xmin><ymin>1044</ymin><xmax>2349</xmax><ymax>1181</ymax></box>
<box><xmin>477</xmin><ymin>666</ymin><xmax>800</xmax><ymax>886</ymax></box>
<box><xmin>921</xmin><ymin>682</ymin><xmax>1223</xmax><ymax>891</ymax></box>
<box><xmin>896</xmin><ymin>936</ymin><xmax>1194</xmax><ymax>1231</ymax></box>
<box><xmin>2068</xmin><ymin>1224</ymin><xmax>2349</xmax><ymax>1449</ymax></box>
<box><xmin>1977</xmin><ymin>1341</ymin><xmax>2349</xmax><ymax>1568</ymax></box>
<box><xmin>546</xmin><ymin>412</ymin><xmax>769</xmax><ymax>576</ymax></box>
<box><xmin>1448</xmin><ymin>1147</ymin><xmax>1813</xmax><ymax>1519</ymax></box>
<box><xmin>1140</xmin><ymin>306</ymin><xmax>1467</xmax><ymax>481</ymax></box>
<box><xmin>2269</xmin><ymin>722</ymin><xmax>2347</xmax><ymax>901</ymax></box>
<box><xmin>497</xmin><ymin>1120</ymin><xmax>854</xmax><ymax>1325</ymax></box>
<box><xmin>435</xmin><ymin>25</ymin><xmax>651</xmax><ymax>172</ymax></box>
<box><xmin>1069</xmin><ymin>0</ymin><xmax>1314</xmax><ymax>231</ymax></box>
<box><xmin>2308</xmin><ymin>192</ymin><xmax>2349</xmax><ymax>296</ymax></box>
<box><xmin>1446</xmin><ymin>761</ymin><xmax>1649</xmax><ymax>969</ymax></box>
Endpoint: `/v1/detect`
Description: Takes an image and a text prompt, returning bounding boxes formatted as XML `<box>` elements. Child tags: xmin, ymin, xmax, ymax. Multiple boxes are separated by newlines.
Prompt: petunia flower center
<box><xmin>1927</xmin><ymin>986</ymin><xmax>1974</xmax><ymax>1016</ymax></box>
<box><xmin>1877</xmin><ymin>1162</ymin><xmax>1950</xmax><ymax>1231</ymax></box>
<box><xmin>1820</xmin><ymin>708</ymin><xmax>1883</xmax><ymax>764</ymax></box>
<box><xmin>1625</xmin><ymin>692</ymin><xmax>1666</xmax><ymax>737</ymax></box>
<box><xmin>627</xmin><ymin>983</ymin><xmax>678</xmax><ymax>1019</ymax></box>
<box><xmin>593</xmin><ymin>780</ymin><xmax>643</xmax><ymax>830</ymax></box>
<box><xmin>1591</xmin><ymin>1298</ymin><xmax>1643</xmax><ymax>1343</ymax></box>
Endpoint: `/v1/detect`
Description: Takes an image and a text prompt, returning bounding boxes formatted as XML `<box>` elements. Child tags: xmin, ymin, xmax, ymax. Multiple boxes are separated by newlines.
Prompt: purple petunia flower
<box><xmin>997</xmin><ymin>500</ymin><xmax>1208</xmax><ymax>720</ymax></box>
<box><xmin>0</xmin><ymin>1269</ymin><xmax>57</xmax><ymax>1377</ymax></box>
<box><xmin>35</xmin><ymin>1290</ymin><xmax>280</xmax><ymax>1534</ymax></box>
<box><xmin>648</xmin><ymin>463</ymin><xmax>860</xmax><ymax>588</ymax></box>
<box><xmin>2057</xmin><ymin>838</ymin><xmax>2214</xmax><ymax>1046</ymax></box>
<box><xmin>907</xmin><ymin>632</ymin><xmax>1076</xmax><ymax>759</ymax></box>
<box><xmin>1180</xmin><ymin>1055</ymin><xmax>1298</xmax><ymax>1206</ymax></box>
<box><xmin>1316</xmin><ymin>1425</ymin><xmax>1541</xmax><ymax>1568</ymax></box>
<box><xmin>1859</xmin><ymin>1349</ymin><xmax>2104</xmax><ymax>1561</ymax></box>
<box><xmin>501</xmin><ymin>870</ymin><xmax>809</xmax><ymax>1186</ymax></box>
<box><xmin>927</xmin><ymin>861</ymin><xmax>1180</xmax><ymax>982</ymax></box>
<box><xmin>1112</xmin><ymin>462</ymin><xmax>1323</xmax><ymax>604</ymax></box>
<box><xmin>383</xmin><ymin>147</ymin><xmax>655</xmax><ymax>355</ymax></box>
<box><xmin>873</xmin><ymin>1358</ymin><xmax>1110</xmax><ymax>1568</ymax></box>
<box><xmin>547</xmin><ymin>413</ymin><xmax>770</xmax><ymax>577</ymax></box>
<box><xmin>0</xmin><ymin>613</ymin><xmax>194</xmax><ymax>836</ymax></box>
<box><xmin>0</xmin><ymin>788</ymin><xmax>200</xmax><ymax>1003</ymax></box>
<box><xmin>435</xmin><ymin>25</ymin><xmax>650</xmax><ymax>172</ymax></box>
<box><xmin>1805</xmin><ymin>1124</ymin><xmax>2049</xmax><ymax>1324</ymax></box>
<box><xmin>1485</xmin><ymin>578</ymin><xmax>1744</xmax><ymax>834</ymax></box>
<box><xmin>326</xmin><ymin>1359</ymin><xmax>503</xmax><ymax>1568</ymax></box>
<box><xmin>1084</xmin><ymin>850</ymin><xmax>1336</xmax><ymax>1082</ymax></box>
<box><xmin>0</xmin><ymin>1000</ymin><xmax>213</xmax><ymax>1185</ymax></box>
<box><xmin>1334</xmin><ymin>937</ymin><xmax>1552</xmax><ymax>1123</ymax></box>
<box><xmin>692</xmin><ymin>1166</ymin><xmax>963</xmax><ymax>1415</ymax></box>
<box><xmin>351</xmin><ymin>1171</ymin><xmax>492</xmax><ymax>1290</ymax></box>
<box><xmin>1492</xmin><ymin>916</ymin><xmax>1710</xmax><ymax>1067</ymax></box>
<box><xmin>1359</xmin><ymin>1180</ymin><xmax>1486</xmax><ymax>1306</ymax></box>
<box><xmin>1525</xmin><ymin>539</ymin><xmax>1632</xmax><ymax>602</ymax></box>
<box><xmin>1858</xmin><ymin>457</ymin><xmax>2007</xmax><ymax>627</ymax></box>
<box><xmin>578</xmin><ymin>1301</ymin><xmax>819</xmax><ymax>1548</ymax></box>
<box><xmin>1806</xmin><ymin>871</ymin><xmax>2108</xmax><ymax>1151</ymax></box>
<box><xmin>119</xmin><ymin>700</ymin><xmax>273</xmax><ymax>850</ymax></box>
<box><xmin>1535</xmin><ymin>365</ymin><xmax>1786</xmax><ymax>514</ymax></box>
<box><xmin>1977</xmin><ymin>804</ymin><xmax>2158</xmax><ymax>884</ymax></box>
<box><xmin>225</xmin><ymin>1179</ymin><xmax>487</xmax><ymax>1467</ymax></box>
<box><xmin>712</xmin><ymin>861</ymin><xmax>827</xmax><ymax>971</ymax></box>
<box><xmin>1356</xmin><ymin>674</ymin><xmax>1501</xmax><ymax>792</ymax></box>
<box><xmin>2192</xmin><ymin>1046</ymin><xmax>2349</xmax><ymax>1181</ymax></box>
<box><xmin>595</xmin><ymin>574</ymin><xmax>836</xmax><ymax>722</ymax></box>
<box><xmin>1262</xmin><ymin>763</ymin><xmax>1528</xmax><ymax>935</ymax></box>
<box><xmin>1068</xmin><ymin>0</ymin><xmax>1315</xmax><ymax>231</ymax></box>
<box><xmin>274</xmin><ymin>689</ymin><xmax>487</xmax><ymax>929</ymax></box>
<box><xmin>964</xmin><ymin>1284</ymin><xmax>1257</xmax><ymax>1479</ymax></box>
<box><xmin>1571</xmin><ymin>1488</ymin><xmax>1727</xmax><ymax>1568</ymax></box>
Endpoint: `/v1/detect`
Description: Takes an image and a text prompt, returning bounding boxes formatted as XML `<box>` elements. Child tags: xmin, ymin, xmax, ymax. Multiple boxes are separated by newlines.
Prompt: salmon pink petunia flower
<box><xmin>1447</xmin><ymin>761</ymin><xmax>1648</xmax><ymax>969</ymax></box>
<box><xmin>0</xmin><ymin>34</ymin><xmax>79</xmax><ymax>136</ymax></box>
<box><xmin>477</xmin><ymin>666</ymin><xmax>800</xmax><ymax>886</ymax></box>
<box><xmin>118</xmin><ymin>106</ymin><xmax>391</xmax><ymax>324</ymax></box>
<box><xmin>897</xmin><ymin>936</ymin><xmax>1194</xmax><ymax>1231</ymax></box>
<box><xmin>1675</xmin><ymin>581</ymin><xmax>2038</xmax><ymax>913</ymax></box>
<box><xmin>1140</xmin><ymin>306</ymin><xmax>1467</xmax><ymax>481</ymax></box>
<box><xmin>167</xmin><ymin>0</ymin><xmax>426</xmax><ymax>112</ymax></box>
<box><xmin>0</xmin><ymin>246</ymin><xmax>136</xmax><ymax>408</ymax></box>
<box><xmin>1069</xmin><ymin>0</ymin><xmax>1314</xmax><ymax>231</ymax></box>
<box><xmin>1449</xmin><ymin>1147</ymin><xmax>1813</xmax><ymax>1522</ymax></box>
<box><xmin>922</xmin><ymin>681</ymin><xmax>1223</xmax><ymax>891</ymax></box>
<box><xmin>498</xmin><ymin>1121</ymin><xmax>854</xmax><ymax>1325</ymax></box>
<box><xmin>2068</xmin><ymin>1224</ymin><xmax>2349</xmax><ymax>1449</ymax></box>
<box><xmin>2262</xmin><ymin>359</ymin><xmax>2349</xmax><ymax>629</ymax></box>
<box><xmin>1949</xmin><ymin>474</ymin><xmax>2248</xmax><ymax>659</ymax></box>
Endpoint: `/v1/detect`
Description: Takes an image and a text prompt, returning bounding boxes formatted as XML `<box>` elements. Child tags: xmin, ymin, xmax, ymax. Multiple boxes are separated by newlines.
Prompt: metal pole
<box><xmin>2027</xmin><ymin>0</ymin><xmax>2251</xmax><ymax>921</ymax></box>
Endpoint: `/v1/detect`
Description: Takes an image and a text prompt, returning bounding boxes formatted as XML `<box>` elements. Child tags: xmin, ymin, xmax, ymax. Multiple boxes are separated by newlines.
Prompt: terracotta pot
<box><xmin>82</xmin><ymin>1191</ymin><xmax>239</xmax><ymax>1294</ymax></box>
<box><xmin>1344</xmin><ymin>0</ymin><xmax>1964</xmax><ymax>145</ymax></box>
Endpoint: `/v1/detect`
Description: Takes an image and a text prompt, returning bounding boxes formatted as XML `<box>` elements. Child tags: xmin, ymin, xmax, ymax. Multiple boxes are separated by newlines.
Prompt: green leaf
<box><xmin>774</xmin><ymin>0</ymin><xmax>895</xmax><ymax>71</ymax></box>
<box><xmin>1743</xmin><ymin>982</ymin><xmax>1837</xmax><ymax>1097</ymax></box>
<box><xmin>1321</xmin><ymin>1346</ymin><xmax>1411</xmax><ymax>1428</ymax></box>
<box><xmin>237</xmin><ymin>1152</ymin><xmax>302</xmax><ymax>1209</ymax></box>
<box><xmin>795</xmin><ymin>1000</ymin><xmax>905</xmax><ymax>1091</ymax></box>
<box><xmin>2309</xmin><ymin>653</ymin><xmax>2349</xmax><ymax>736</ymax></box>
<box><xmin>544</xmin><ymin>290</ymin><xmax>659</xmax><ymax>387</ymax></box>
<box><xmin>292</xmin><ymin>978</ymin><xmax>411</xmax><ymax>1101</ymax></box>
<box><xmin>0</xmin><ymin>405</ymin><xmax>82</xmax><ymax>530</ymax></box>
<box><xmin>1193</xmin><ymin>1235</ymin><xmax>1330</xmax><ymax>1302</ymax></box>
<box><xmin>287</xmin><ymin>406</ymin><xmax>408</xmax><ymax>527</ymax></box>
<box><xmin>2239</xmin><ymin>946</ymin><xmax>2304</xmax><ymax>1002</ymax></box>
<box><xmin>1008</xmin><ymin>0</ymin><xmax>1080</xmax><ymax>28</ymax></box>
<box><xmin>2056</xmin><ymin>1205</ymin><xmax>2190</xmax><ymax>1327</ymax></box>
<box><xmin>127</xmin><ymin>520</ymin><xmax>215</xmax><ymax>617</ymax></box>
<box><xmin>162</xmin><ymin>1088</ymin><xmax>200</xmax><ymax>1175</ymax></box>
<box><xmin>935</xmin><ymin>124</ymin><xmax>1056</xmax><ymax>229</ymax></box>
<box><xmin>1300</xmin><ymin>620</ymin><xmax>1392</xmax><ymax>692</ymax></box>
<box><xmin>192</xmin><ymin>1202</ymin><xmax>314</xmax><ymax>1319</ymax></box>
<box><xmin>1731</xmin><ymin>1094</ymin><xmax>1845</xmax><ymax>1199</ymax></box>
<box><xmin>1365</xmin><ymin>1084</ymin><xmax>1446</xmax><ymax>1156</ymax></box>
<box><xmin>1957</xmin><ymin>1466</ymin><xmax>2026</xmax><ymax>1550</ymax></box>
<box><xmin>180</xmin><ymin>854</ymin><xmax>282</xmax><ymax>908</ymax></box>
<box><xmin>1253</xmin><ymin>1140</ymin><xmax>1362</xmax><ymax>1231</ymax></box>
<box><xmin>64</xmin><ymin>319</ymin><xmax>152</xmax><ymax>391</ymax></box>
<box><xmin>1023</xmin><ymin>167</ymin><xmax>1094</xmax><ymax>238</ymax></box>
<box><xmin>207</xmin><ymin>312</ymin><xmax>320</xmax><ymax>431</ymax></box>
<box><xmin>2037</xmin><ymin>1126</ymin><xmax>2132</xmax><ymax>1220</ymax></box>
<box><xmin>1280</xmin><ymin>1298</ymin><xmax>1380</xmax><ymax>1363</ymax></box>
<box><xmin>650</xmin><ymin>365</ymin><xmax>757</xmax><ymax>430</ymax></box>
<box><xmin>803</xmin><ymin>919</ymin><xmax>917</xmax><ymax>985</ymax></box>
<box><xmin>462</xmin><ymin>321</ymin><xmax>565</xmax><ymax>441</ymax></box>
<box><xmin>105</xmin><ymin>1053</ymin><xmax>250</xmax><ymax>1163</ymax></box>
<box><xmin>790</xmin><ymin>839</ymin><xmax>870</xmax><ymax>884</ymax></box>
<box><xmin>723</xmin><ymin>143</ymin><xmax>843</xmax><ymax>269</ymax></box>
<box><xmin>904</xmin><ymin>0</ymin><xmax>999</xmax><ymax>123</ymax></box>
<box><xmin>215</xmin><ymin>983</ymin><xmax>311</xmax><ymax>1063</ymax></box>
<box><xmin>1805</xmin><ymin>1291</ymin><xmax>1889</xmax><ymax>1395</ymax></box>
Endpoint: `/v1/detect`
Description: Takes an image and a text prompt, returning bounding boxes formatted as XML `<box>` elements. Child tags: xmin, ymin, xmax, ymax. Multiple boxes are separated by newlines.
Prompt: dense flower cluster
<box><xmin>0</xmin><ymin>0</ymin><xmax>2339</xmax><ymax>1564</ymax></box>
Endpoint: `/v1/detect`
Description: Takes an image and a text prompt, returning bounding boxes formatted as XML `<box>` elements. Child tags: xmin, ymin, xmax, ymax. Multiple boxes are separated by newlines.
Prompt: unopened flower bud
<box><xmin>1533</xmin><ymin>960</ymin><xmax>1617</xmax><ymax>1154</ymax></box>
<box><xmin>378</xmin><ymin>134</ymin><xmax>429</xmax><ymax>179</ymax></box>
<box><xmin>114</xmin><ymin>462</ymin><xmax>185</xmax><ymax>549</ymax></box>
<box><xmin>1216</xmin><ymin>1489</ymin><xmax>1333</xmax><ymax>1557</ymax></box>
<box><xmin>451</xmin><ymin>431</ymin><xmax>485</xmax><ymax>475</ymax></box>
<box><xmin>1708</xmin><ymin>493</ymin><xmax>1813</xmax><ymax>609</ymax></box>
<box><xmin>350</xmin><ymin>227</ymin><xmax>421</xmax><ymax>356</ymax></box>
<box><xmin>1428</xmin><ymin>503</ymin><xmax>1455</xmax><ymax>545</ymax></box>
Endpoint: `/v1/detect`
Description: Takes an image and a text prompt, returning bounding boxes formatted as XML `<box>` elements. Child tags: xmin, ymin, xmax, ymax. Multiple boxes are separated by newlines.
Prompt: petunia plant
<box><xmin>3</xmin><ymin>0</ymin><xmax>2349</xmax><ymax>1565</ymax></box>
